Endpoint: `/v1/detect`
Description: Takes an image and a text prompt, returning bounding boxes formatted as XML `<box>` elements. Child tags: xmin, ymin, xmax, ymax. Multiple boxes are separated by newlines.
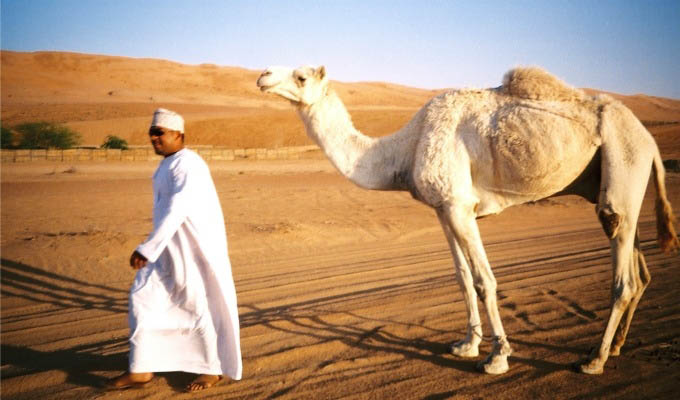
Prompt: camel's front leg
<box><xmin>436</xmin><ymin>209</ymin><xmax>482</xmax><ymax>357</ymax></box>
<box><xmin>439</xmin><ymin>204</ymin><xmax>512</xmax><ymax>374</ymax></box>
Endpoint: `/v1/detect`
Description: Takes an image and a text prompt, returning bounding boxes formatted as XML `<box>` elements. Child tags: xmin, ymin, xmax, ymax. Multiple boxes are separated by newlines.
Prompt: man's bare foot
<box><xmin>185</xmin><ymin>374</ymin><xmax>224</xmax><ymax>392</ymax></box>
<box><xmin>105</xmin><ymin>372</ymin><xmax>154</xmax><ymax>390</ymax></box>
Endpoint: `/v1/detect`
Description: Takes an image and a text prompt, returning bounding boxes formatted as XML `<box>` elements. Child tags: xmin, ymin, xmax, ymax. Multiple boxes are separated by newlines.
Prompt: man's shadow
<box><xmin>1</xmin><ymin>341</ymin><xmax>128</xmax><ymax>388</ymax></box>
<box><xmin>1</xmin><ymin>258</ymin><xmax>214</xmax><ymax>393</ymax></box>
<box><xmin>1</xmin><ymin>258</ymin><xmax>129</xmax><ymax>389</ymax></box>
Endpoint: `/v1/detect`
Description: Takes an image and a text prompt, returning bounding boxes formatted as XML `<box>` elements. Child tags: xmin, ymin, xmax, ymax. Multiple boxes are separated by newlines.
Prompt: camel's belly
<box><xmin>413</xmin><ymin>99</ymin><xmax>601</xmax><ymax>213</ymax></box>
<box><xmin>474</xmin><ymin>143</ymin><xmax>599</xmax><ymax>215</ymax></box>
<box><xmin>479</xmin><ymin>103</ymin><xmax>600</xmax><ymax>197</ymax></box>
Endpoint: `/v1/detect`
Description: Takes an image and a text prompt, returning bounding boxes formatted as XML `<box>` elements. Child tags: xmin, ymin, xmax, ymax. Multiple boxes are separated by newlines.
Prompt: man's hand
<box><xmin>130</xmin><ymin>250</ymin><xmax>148</xmax><ymax>270</ymax></box>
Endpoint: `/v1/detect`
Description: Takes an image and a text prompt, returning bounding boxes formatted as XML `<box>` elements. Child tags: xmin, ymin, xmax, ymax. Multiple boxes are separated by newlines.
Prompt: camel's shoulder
<box><xmin>424</xmin><ymin>88</ymin><xmax>495</xmax><ymax>117</ymax></box>
<box><xmin>421</xmin><ymin>89</ymin><xmax>483</xmax><ymax>131</ymax></box>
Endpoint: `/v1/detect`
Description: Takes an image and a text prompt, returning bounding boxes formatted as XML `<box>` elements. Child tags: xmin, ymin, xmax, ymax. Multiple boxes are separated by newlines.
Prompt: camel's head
<box><xmin>257</xmin><ymin>65</ymin><xmax>328</xmax><ymax>106</ymax></box>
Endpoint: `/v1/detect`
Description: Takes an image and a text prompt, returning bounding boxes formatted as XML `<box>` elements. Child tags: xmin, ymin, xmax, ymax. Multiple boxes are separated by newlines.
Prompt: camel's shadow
<box><xmin>240</xmin><ymin>294</ymin><xmax>583</xmax><ymax>399</ymax></box>
<box><xmin>239</xmin><ymin>283</ymin><xmax>582</xmax><ymax>375</ymax></box>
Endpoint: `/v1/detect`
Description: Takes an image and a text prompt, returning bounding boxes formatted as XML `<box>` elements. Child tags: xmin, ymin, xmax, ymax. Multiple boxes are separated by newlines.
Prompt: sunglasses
<box><xmin>149</xmin><ymin>127</ymin><xmax>167</xmax><ymax>137</ymax></box>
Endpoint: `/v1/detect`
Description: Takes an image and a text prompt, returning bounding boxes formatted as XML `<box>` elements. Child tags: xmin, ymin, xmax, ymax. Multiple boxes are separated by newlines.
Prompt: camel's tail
<box><xmin>652</xmin><ymin>152</ymin><xmax>680</xmax><ymax>254</ymax></box>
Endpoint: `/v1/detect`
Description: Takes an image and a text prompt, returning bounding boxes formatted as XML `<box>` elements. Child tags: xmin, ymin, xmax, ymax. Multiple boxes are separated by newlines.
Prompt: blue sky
<box><xmin>2</xmin><ymin>0</ymin><xmax>679</xmax><ymax>98</ymax></box>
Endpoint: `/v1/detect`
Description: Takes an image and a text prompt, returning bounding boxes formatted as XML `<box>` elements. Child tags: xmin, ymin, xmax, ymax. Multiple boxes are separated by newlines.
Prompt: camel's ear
<box><xmin>316</xmin><ymin>66</ymin><xmax>326</xmax><ymax>79</ymax></box>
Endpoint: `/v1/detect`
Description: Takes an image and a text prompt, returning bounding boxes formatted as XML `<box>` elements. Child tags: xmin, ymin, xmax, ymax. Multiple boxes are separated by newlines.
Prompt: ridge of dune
<box><xmin>583</xmin><ymin>88</ymin><xmax>680</xmax><ymax>122</ymax></box>
<box><xmin>1</xmin><ymin>50</ymin><xmax>678</xmax><ymax>155</ymax></box>
<box><xmin>0</xmin><ymin>50</ymin><xmax>436</xmax><ymax>108</ymax></box>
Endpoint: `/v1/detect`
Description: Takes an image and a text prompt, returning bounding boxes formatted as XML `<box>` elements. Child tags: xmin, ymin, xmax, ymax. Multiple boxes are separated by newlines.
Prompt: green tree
<box><xmin>101</xmin><ymin>135</ymin><xmax>129</xmax><ymax>150</ymax></box>
<box><xmin>1</xmin><ymin>125</ymin><xmax>15</xmax><ymax>149</ymax></box>
<box><xmin>15</xmin><ymin>122</ymin><xmax>82</xmax><ymax>149</ymax></box>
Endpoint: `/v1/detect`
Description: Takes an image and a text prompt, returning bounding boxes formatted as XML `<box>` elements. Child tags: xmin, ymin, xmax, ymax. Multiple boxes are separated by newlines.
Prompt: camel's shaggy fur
<box><xmin>257</xmin><ymin>65</ymin><xmax>679</xmax><ymax>376</ymax></box>
<box><xmin>500</xmin><ymin>66</ymin><xmax>587</xmax><ymax>102</ymax></box>
<box><xmin>653</xmin><ymin>162</ymin><xmax>680</xmax><ymax>252</ymax></box>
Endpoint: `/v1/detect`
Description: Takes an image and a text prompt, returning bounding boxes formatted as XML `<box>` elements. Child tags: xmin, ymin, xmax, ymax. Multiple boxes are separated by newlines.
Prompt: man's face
<box><xmin>149</xmin><ymin>126</ymin><xmax>183</xmax><ymax>157</ymax></box>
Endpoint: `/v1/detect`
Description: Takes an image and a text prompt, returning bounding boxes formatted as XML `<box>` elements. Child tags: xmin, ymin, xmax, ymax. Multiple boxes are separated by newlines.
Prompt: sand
<box><xmin>2</xmin><ymin>161</ymin><xmax>679</xmax><ymax>399</ymax></box>
<box><xmin>1</xmin><ymin>51</ymin><xmax>680</xmax><ymax>399</ymax></box>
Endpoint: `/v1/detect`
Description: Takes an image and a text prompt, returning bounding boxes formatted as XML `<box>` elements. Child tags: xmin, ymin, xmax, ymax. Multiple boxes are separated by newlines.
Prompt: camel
<box><xmin>256</xmin><ymin>65</ymin><xmax>679</xmax><ymax>375</ymax></box>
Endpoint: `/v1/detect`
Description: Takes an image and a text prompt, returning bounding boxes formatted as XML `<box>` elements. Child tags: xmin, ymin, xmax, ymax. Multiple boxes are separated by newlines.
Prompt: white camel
<box><xmin>256</xmin><ymin>65</ymin><xmax>679</xmax><ymax>375</ymax></box>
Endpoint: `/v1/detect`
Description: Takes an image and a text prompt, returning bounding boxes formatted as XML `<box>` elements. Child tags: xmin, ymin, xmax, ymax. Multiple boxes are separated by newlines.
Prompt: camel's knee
<box><xmin>612</xmin><ymin>281</ymin><xmax>636</xmax><ymax>309</ymax></box>
<box><xmin>598</xmin><ymin>205</ymin><xmax>622</xmax><ymax>239</ymax></box>
<box><xmin>474</xmin><ymin>277</ymin><xmax>497</xmax><ymax>302</ymax></box>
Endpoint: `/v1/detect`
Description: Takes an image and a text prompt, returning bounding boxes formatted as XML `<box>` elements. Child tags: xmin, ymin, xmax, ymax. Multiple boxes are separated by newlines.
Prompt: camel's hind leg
<box><xmin>579</xmin><ymin>215</ymin><xmax>640</xmax><ymax>374</ymax></box>
<box><xmin>436</xmin><ymin>209</ymin><xmax>483</xmax><ymax>357</ymax></box>
<box><xmin>579</xmin><ymin>103</ymin><xmax>655</xmax><ymax>374</ymax></box>
<box><xmin>610</xmin><ymin>230</ymin><xmax>651</xmax><ymax>356</ymax></box>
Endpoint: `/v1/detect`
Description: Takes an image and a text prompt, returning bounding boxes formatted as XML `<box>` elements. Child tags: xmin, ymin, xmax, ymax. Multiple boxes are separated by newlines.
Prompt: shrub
<box><xmin>101</xmin><ymin>135</ymin><xmax>129</xmax><ymax>150</ymax></box>
<box><xmin>1</xmin><ymin>125</ymin><xmax>15</xmax><ymax>149</ymax></box>
<box><xmin>15</xmin><ymin>122</ymin><xmax>82</xmax><ymax>149</ymax></box>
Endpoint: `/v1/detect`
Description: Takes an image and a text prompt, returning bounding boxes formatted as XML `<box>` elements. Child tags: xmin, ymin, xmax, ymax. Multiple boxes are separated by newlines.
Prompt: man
<box><xmin>108</xmin><ymin>108</ymin><xmax>242</xmax><ymax>392</ymax></box>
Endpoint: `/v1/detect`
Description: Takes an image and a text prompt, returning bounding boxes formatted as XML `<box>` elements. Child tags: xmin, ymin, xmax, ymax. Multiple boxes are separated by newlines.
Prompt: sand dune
<box><xmin>1</xmin><ymin>51</ymin><xmax>438</xmax><ymax>148</ymax></box>
<box><xmin>2</xmin><ymin>51</ymin><xmax>678</xmax><ymax>155</ymax></box>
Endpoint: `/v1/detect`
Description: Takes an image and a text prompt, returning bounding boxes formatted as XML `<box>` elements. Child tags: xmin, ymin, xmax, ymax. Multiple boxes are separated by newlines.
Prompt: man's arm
<box><xmin>135</xmin><ymin>160</ymin><xmax>193</xmax><ymax>263</ymax></box>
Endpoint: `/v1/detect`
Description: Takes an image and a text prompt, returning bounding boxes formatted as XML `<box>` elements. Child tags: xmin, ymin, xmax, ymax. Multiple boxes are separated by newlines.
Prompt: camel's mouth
<box><xmin>256</xmin><ymin>73</ymin><xmax>277</xmax><ymax>92</ymax></box>
<box><xmin>257</xmin><ymin>84</ymin><xmax>301</xmax><ymax>104</ymax></box>
<box><xmin>258</xmin><ymin>84</ymin><xmax>286</xmax><ymax>96</ymax></box>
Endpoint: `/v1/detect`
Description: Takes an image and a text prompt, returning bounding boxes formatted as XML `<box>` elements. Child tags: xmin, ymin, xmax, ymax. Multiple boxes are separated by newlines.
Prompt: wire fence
<box><xmin>1</xmin><ymin>145</ymin><xmax>321</xmax><ymax>163</ymax></box>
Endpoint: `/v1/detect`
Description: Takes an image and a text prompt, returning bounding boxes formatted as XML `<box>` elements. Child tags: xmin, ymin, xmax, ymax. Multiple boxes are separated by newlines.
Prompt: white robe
<box><xmin>129</xmin><ymin>148</ymin><xmax>242</xmax><ymax>379</ymax></box>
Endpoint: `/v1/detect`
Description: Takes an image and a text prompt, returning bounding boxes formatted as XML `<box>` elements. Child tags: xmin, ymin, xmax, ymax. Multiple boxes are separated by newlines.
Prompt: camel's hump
<box><xmin>500</xmin><ymin>67</ymin><xmax>585</xmax><ymax>102</ymax></box>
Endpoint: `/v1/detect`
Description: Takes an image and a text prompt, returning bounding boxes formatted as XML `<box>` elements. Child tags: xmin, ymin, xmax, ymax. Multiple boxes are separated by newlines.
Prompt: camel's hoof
<box><xmin>476</xmin><ymin>354</ymin><xmax>509</xmax><ymax>375</ymax></box>
<box><xmin>609</xmin><ymin>346</ymin><xmax>621</xmax><ymax>357</ymax></box>
<box><xmin>576</xmin><ymin>359</ymin><xmax>604</xmax><ymax>375</ymax></box>
<box><xmin>476</xmin><ymin>338</ymin><xmax>513</xmax><ymax>374</ymax></box>
<box><xmin>449</xmin><ymin>341</ymin><xmax>479</xmax><ymax>358</ymax></box>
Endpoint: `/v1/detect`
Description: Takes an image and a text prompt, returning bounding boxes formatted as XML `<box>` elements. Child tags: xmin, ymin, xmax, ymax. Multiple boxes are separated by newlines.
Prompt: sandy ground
<box><xmin>1</xmin><ymin>159</ymin><xmax>679</xmax><ymax>400</ymax></box>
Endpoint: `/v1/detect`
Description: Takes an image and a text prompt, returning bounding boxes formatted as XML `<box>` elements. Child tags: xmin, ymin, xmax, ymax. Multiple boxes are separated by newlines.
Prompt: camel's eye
<box><xmin>297</xmin><ymin>76</ymin><xmax>306</xmax><ymax>84</ymax></box>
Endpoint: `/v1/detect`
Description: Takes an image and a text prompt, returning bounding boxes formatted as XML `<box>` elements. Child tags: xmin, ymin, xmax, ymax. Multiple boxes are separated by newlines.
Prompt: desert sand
<box><xmin>1</xmin><ymin>51</ymin><xmax>680</xmax><ymax>399</ymax></box>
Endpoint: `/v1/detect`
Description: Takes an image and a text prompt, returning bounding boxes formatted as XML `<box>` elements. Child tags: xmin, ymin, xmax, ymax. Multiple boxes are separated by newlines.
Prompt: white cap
<box><xmin>150</xmin><ymin>108</ymin><xmax>184</xmax><ymax>133</ymax></box>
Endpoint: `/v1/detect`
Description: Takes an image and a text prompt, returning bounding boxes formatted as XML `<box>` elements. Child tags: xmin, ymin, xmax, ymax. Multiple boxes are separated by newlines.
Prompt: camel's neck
<box><xmin>298</xmin><ymin>91</ymin><xmax>416</xmax><ymax>191</ymax></box>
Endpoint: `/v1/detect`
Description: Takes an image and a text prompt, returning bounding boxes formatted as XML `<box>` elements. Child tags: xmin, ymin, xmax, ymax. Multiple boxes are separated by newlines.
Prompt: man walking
<box><xmin>108</xmin><ymin>108</ymin><xmax>242</xmax><ymax>392</ymax></box>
